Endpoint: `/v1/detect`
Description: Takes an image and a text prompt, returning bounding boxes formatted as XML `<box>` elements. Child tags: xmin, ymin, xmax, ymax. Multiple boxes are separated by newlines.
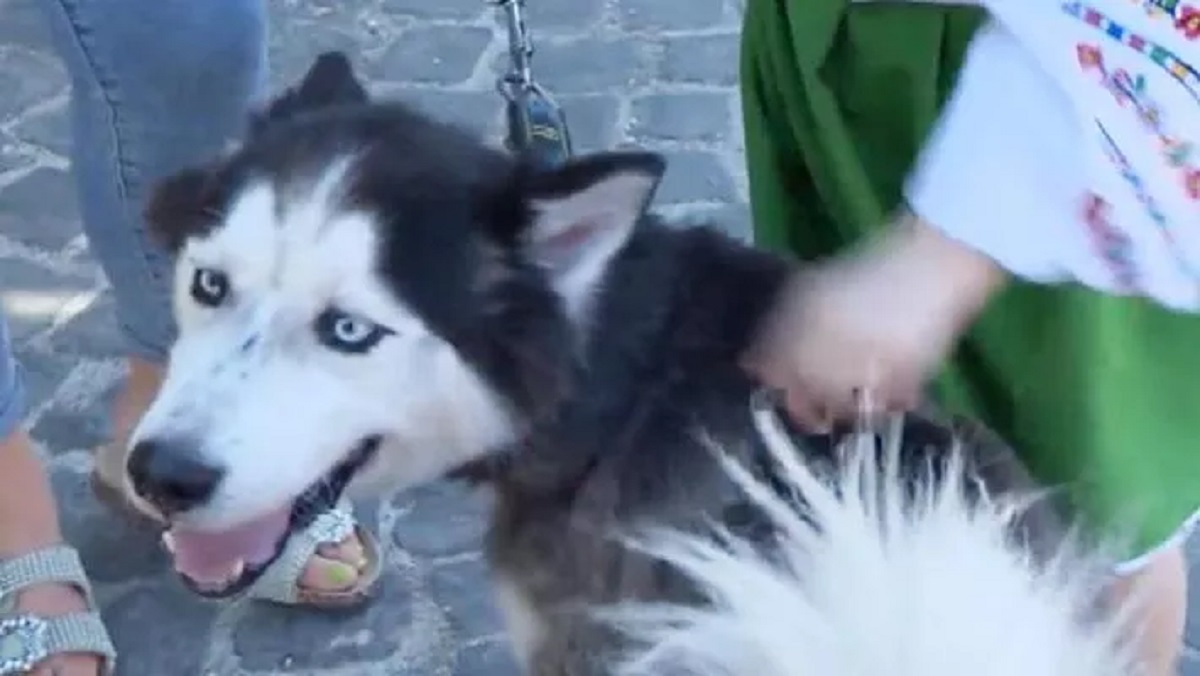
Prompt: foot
<box><xmin>11</xmin><ymin>586</ymin><xmax>103</xmax><ymax>676</ymax></box>
<box><xmin>92</xmin><ymin>357</ymin><xmax>375</xmax><ymax>600</ymax></box>
<box><xmin>0</xmin><ymin>430</ymin><xmax>110</xmax><ymax>676</ymax></box>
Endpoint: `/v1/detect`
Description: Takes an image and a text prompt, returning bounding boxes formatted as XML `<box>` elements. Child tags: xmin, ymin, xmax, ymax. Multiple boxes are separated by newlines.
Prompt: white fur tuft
<box><xmin>604</xmin><ymin>406</ymin><xmax>1141</xmax><ymax>676</ymax></box>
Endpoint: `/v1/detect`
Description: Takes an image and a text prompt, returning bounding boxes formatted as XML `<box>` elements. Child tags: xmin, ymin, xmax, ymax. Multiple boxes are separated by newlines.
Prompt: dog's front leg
<box><xmin>527</xmin><ymin>616</ymin><xmax>625</xmax><ymax>676</ymax></box>
<box><xmin>493</xmin><ymin>572</ymin><xmax>549</xmax><ymax>671</ymax></box>
<box><xmin>492</xmin><ymin>573</ymin><xmax>625</xmax><ymax>675</ymax></box>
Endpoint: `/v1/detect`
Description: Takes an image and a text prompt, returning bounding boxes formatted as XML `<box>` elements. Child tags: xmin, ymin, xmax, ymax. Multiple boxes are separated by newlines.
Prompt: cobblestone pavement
<box><xmin>2</xmin><ymin>0</ymin><xmax>1199</xmax><ymax>674</ymax></box>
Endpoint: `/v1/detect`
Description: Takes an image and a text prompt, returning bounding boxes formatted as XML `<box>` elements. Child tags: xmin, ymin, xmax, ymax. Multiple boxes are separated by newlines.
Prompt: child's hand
<box><xmin>743</xmin><ymin>214</ymin><xmax>1005</xmax><ymax>430</ymax></box>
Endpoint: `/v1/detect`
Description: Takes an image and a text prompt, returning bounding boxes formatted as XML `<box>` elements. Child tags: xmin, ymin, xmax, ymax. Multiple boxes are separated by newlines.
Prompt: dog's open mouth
<box><xmin>162</xmin><ymin>436</ymin><xmax>380</xmax><ymax>599</ymax></box>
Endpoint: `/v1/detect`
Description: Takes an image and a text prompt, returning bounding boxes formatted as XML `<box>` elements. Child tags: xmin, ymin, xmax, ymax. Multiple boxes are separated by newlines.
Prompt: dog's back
<box><xmin>606</xmin><ymin>405</ymin><xmax>1138</xmax><ymax>676</ymax></box>
<box><xmin>482</xmin><ymin>216</ymin><xmax>1079</xmax><ymax>673</ymax></box>
<box><xmin>481</xmin><ymin>221</ymin><xmax>793</xmax><ymax>670</ymax></box>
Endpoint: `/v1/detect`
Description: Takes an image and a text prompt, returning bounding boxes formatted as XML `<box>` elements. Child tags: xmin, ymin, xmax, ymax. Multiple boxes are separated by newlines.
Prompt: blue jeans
<box><xmin>0</xmin><ymin>0</ymin><xmax>267</xmax><ymax>439</ymax></box>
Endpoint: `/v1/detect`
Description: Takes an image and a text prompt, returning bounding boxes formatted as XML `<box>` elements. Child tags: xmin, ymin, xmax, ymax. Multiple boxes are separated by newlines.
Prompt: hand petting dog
<box><xmin>743</xmin><ymin>213</ymin><xmax>1006</xmax><ymax>430</ymax></box>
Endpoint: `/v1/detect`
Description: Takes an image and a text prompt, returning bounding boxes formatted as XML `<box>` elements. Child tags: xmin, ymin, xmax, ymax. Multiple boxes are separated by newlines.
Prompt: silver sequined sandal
<box><xmin>0</xmin><ymin>545</ymin><xmax>116</xmax><ymax>675</ymax></box>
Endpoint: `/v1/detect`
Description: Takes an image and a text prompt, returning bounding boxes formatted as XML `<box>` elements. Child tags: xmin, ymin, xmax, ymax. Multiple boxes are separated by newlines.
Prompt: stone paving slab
<box><xmin>0</xmin><ymin>0</ymin><xmax>1197</xmax><ymax>674</ymax></box>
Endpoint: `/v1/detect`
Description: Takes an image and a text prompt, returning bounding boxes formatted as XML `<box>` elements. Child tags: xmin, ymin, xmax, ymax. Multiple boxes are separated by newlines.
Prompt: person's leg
<box><xmin>35</xmin><ymin>0</ymin><xmax>374</xmax><ymax>601</ymax></box>
<box><xmin>36</xmin><ymin>0</ymin><xmax>268</xmax><ymax>480</ymax></box>
<box><xmin>1110</xmin><ymin>543</ymin><xmax>1188</xmax><ymax>676</ymax></box>
<box><xmin>0</xmin><ymin>316</ymin><xmax>111</xmax><ymax>675</ymax></box>
<box><xmin>0</xmin><ymin>319</ymin><xmax>41</xmax><ymax>558</ymax></box>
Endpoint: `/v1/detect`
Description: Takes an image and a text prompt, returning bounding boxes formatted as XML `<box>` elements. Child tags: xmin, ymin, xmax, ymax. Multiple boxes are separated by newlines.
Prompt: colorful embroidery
<box><xmin>1177</xmin><ymin>5</ymin><xmax>1200</xmax><ymax>37</ymax></box>
<box><xmin>1096</xmin><ymin>121</ymin><xmax>1200</xmax><ymax>279</ymax></box>
<box><xmin>1064</xmin><ymin>1</ymin><xmax>1200</xmax><ymax>101</ymax></box>
<box><xmin>1124</xmin><ymin>0</ymin><xmax>1200</xmax><ymax>39</ymax></box>
<box><xmin>1078</xmin><ymin>43</ymin><xmax>1200</xmax><ymax>201</ymax></box>
<box><xmin>1145</xmin><ymin>0</ymin><xmax>1181</xmax><ymax>16</ymax></box>
<box><xmin>1098</xmin><ymin>123</ymin><xmax>1168</xmax><ymax>225</ymax></box>
<box><xmin>1164</xmin><ymin>135</ymin><xmax>1199</xmax><ymax>174</ymax></box>
<box><xmin>1127</xmin><ymin>0</ymin><xmax>1180</xmax><ymax>20</ymax></box>
<box><xmin>1082</xmin><ymin>192</ymin><xmax>1140</xmax><ymax>289</ymax></box>
<box><xmin>1187</xmin><ymin>166</ymin><xmax>1200</xmax><ymax>196</ymax></box>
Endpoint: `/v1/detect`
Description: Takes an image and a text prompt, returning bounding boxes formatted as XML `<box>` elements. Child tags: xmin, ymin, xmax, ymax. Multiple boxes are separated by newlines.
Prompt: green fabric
<box><xmin>740</xmin><ymin>0</ymin><xmax>1200</xmax><ymax>559</ymax></box>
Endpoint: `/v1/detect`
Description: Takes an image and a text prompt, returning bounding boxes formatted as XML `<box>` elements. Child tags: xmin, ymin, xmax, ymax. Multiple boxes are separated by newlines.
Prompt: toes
<box><xmin>316</xmin><ymin>533</ymin><xmax>368</xmax><ymax>570</ymax></box>
<box><xmin>30</xmin><ymin>653</ymin><xmax>104</xmax><ymax>676</ymax></box>
<box><xmin>301</xmin><ymin>532</ymin><xmax>370</xmax><ymax>592</ymax></box>
<box><xmin>299</xmin><ymin>555</ymin><xmax>361</xmax><ymax>592</ymax></box>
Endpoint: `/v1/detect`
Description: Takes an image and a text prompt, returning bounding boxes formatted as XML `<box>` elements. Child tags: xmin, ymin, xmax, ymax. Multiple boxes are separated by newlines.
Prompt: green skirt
<box><xmin>740</xmin><ymin>0</ymin><xmax>1200</xmax><ymax>560</ymax></box>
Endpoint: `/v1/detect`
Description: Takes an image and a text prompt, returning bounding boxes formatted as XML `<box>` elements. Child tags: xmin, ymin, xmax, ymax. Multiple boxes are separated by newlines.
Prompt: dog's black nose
<box><xmin>126</xmin><ymin>439</ymin><xmax>225</xmax><ymax>515</ymax></box>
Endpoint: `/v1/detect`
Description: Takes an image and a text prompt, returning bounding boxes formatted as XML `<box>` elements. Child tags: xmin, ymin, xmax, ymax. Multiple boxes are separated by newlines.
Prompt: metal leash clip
<box><xmin>491</xmin><ymin>0</ymin><xmax>574</xmax><ymax>169</ymax></box>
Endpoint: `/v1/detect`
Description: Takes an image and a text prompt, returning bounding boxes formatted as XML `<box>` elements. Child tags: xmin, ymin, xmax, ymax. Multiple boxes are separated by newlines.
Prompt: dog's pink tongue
<box><xmin>168</xmin><ymin>507</ymin><xmax>291</xmax><ymax>583</ymax></box>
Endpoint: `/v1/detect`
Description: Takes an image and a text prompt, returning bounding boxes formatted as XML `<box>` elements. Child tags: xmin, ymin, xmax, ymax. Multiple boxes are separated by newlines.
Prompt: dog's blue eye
<box><xmin>315</xmin><ymin>309</ymin><xmax>391</xmax><ymax>353</ymax></box>
<box><xmin>190</xmin><ymin>268</ymin><xmax>229</xmax><ymax>307</ymax></box>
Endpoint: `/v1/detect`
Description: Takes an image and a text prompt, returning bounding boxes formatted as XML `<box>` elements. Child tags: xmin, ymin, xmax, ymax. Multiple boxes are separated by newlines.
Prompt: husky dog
<box><xmin>126</xmin><ymin>52</ymin><xmax>1134</xmax><ymax>674</ymax></box>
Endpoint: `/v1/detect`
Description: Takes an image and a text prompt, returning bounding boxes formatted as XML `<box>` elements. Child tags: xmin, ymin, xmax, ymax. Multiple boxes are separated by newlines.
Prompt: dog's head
<box><xmin>125</xmin><ymin>52</ymin><xmax>665</xmax><ymax>596</ymax></box>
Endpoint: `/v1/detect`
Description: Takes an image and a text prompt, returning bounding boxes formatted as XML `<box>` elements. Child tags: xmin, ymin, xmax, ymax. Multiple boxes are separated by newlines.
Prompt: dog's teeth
<box><xmin>161</xmin><ymin>532</ymin><xmax>176</xmax><ymax>554</ymax></box>
<box><xmin>196</xmin><ymin>579</ymin><xmax>226</xmax><ymax>593</ymax></box>
<box><xmin>229</xmin><ymin>559</ymin><xmax>246</xmax><ymax>580</ymax></box>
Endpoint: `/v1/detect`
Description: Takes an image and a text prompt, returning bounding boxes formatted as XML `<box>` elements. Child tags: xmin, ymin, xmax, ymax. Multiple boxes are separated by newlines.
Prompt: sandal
<box><xmin>235</xmin><ymin>496</ymin><xmax>382</xmax><ymax>607</ymax></box>
<box><xmin>90</xmin><ymin>444</ymin><xmax>383</xmax><ymax>608</ymax></box>
<box><xmin>0</xmin><ymin>545</ymin><xmax>117</xmax><ymax>675</ymax></box>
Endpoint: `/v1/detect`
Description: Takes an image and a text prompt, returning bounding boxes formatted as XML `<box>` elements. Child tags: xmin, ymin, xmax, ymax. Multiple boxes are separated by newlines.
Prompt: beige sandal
<box><xmin>236</xmin><ymin>497</ymin><xmax>383</xmax><ymax>607</ymax></box>
<box><xmin>90</xmin><ymin>444</ymin><xmax>383</xmax><ymax>608</ymax></box>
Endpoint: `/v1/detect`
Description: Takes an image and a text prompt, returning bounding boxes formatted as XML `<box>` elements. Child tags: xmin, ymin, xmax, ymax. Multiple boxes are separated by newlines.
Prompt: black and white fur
<box><xmin>129</xmin><ymin>53</ymin><xmax>1138</xmax><ymax>673</ymax></box>
<box><xmin>604</xmin><ymin>405</ymin><xmax>1140</xmax><ymax>676</ymax></box>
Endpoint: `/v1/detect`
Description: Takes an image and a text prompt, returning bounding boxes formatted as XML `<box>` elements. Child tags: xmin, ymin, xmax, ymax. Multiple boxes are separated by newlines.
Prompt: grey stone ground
<box><xmin>1</xmin><ymin>0</ymin><xmax>1199</xmax><ymax>674</ymax></box>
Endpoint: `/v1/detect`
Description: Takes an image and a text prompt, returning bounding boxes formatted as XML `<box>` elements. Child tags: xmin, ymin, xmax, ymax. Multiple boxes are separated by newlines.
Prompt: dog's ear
<box><xmin>251</xmin><ymin>51</ymin><xmax>368</xmax><ymax>133</ymax></box>
<box><xmin>503</xmin><ymin>151</ymin><xmax>665</xmax><ymax>313</ymax></box>
<box><xmin>144</xmin><ymin>165</ymin><xmax>224</xmax><ymax>254</ymax></box>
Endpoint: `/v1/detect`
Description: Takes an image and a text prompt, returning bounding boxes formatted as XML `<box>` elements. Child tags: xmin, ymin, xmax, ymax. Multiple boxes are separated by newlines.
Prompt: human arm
<box><xmin>744</xmin><ymin>4</ymin><xmax>1200</xmax><ymax>425</ymax></box>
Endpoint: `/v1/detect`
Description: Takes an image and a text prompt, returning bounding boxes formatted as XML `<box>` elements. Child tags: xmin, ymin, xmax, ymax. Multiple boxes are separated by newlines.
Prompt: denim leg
<box><xmin>0</xmin><ymin>316</ymin><xmax>25</xmax><ymax>440</ymax></box>
<box><xmin>36</xmin><ymin>0</ymin><xmax>268</xmax><ymax>362</ymax></box>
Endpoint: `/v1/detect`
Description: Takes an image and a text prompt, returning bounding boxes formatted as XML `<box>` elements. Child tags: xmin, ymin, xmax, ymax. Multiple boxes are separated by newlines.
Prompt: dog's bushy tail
<box><xmin>603</xmin><ymin>405</ymin><xmax>1139</xmax><ymax>676</ymax></box>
